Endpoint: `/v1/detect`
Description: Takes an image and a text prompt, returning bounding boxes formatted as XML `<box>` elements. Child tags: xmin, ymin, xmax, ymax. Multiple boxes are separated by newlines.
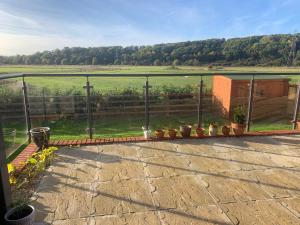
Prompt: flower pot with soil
<box><xmin>168</xmin><ymin>129</ymin><xmax>177</xmax><ymax>140</ymax></box>
<box><xmin>195</xmin><ymin>127</ymin><xmax>205</xmax><ymax>137</ymax></box>
<box><xmin>231</xmin><ymin>105</ymin><xmax>246</xmax><ymax>136</ymax></box>
<box><xmin>179</xmin><ymin>125</ymin><xmax>192</xmax><ymax>138</ymax></box>
<box><xmin>4</xmin><ymin>205</ymin><xmax>35</xmax><ymax>225</ymax></box>
<box><xmin>297</xmin><ymin>121</ymin><xmax>300</xmax><ymax>131</ymax></box>
<box><xmin>142</xmin><ymin>126</ymin><xmax>151</xmax><ymax>139</ymax></box>
<box><xmin>208</xmin><ymin>123</ymin><xmax>218</xmax><ymax>136</ymax></box>
<box><xmin>30</xmin><ymin>127</ymin><xmax>50</xmax><ymax>151</ymax></box>
<box><xmin>221</xmin><ymin>125</ymin><xmax>230</xmax><ymax>136</ymax></box>
<box><xmin>155</xmin><ymin>129</ymin><xmax>165</xmax><ymax>139</ymax></box>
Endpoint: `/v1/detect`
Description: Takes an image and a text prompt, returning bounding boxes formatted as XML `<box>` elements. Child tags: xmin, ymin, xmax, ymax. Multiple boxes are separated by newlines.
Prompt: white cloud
<box><xmin>0</xmin><ymin>9</ymin><xmax>41</xmax><ymax>33</ymax></box>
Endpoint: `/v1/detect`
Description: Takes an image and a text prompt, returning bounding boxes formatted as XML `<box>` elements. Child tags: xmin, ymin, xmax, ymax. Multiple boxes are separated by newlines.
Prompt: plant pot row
<box><xmin>153</xmin><ymin>122</ymin><xmax>246</xmax><ymax>140</ymax></box>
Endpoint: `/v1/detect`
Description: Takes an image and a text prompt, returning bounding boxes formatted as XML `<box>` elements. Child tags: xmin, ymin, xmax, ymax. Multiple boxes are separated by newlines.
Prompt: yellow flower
<box><xmin>7</xmin><ymin>163</ymin><xmax>15</xmax><ymax>174</ymax></box>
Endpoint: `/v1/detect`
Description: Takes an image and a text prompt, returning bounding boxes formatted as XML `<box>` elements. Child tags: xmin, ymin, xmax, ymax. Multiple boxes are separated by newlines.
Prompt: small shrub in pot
<box><xmin>231</xmin><ymin>105</ymin><xmax>246</xmax><ymax>136</ymax></box>
<box><xmin>155</xmin><ymin>129</ymin><xmax>165</xmax><ymax>139</ymax></box>
<box><xmin>168</xmin><ymin>129</ymin><xmax>177</xmax><ymax>140</ymax></box>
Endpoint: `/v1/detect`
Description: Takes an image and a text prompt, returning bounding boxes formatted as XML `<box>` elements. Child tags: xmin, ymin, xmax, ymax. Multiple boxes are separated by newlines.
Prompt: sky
<box><xmin>0</xmin><ymin>0</ymin><xmax>299</xmax><ymax>56</ymax></box>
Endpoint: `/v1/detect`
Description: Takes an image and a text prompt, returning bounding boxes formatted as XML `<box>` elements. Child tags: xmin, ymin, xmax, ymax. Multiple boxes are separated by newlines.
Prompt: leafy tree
<box><xmin>1</xmin><ymin>33</ymin><xmax>299</xmax><ymax>66</ymax></box>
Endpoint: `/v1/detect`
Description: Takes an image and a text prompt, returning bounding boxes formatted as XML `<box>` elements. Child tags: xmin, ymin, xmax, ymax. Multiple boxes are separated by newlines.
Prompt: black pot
<box><xmin>180</xmin><ymin>125</ymin><xmax>192</xmax><ymax>138</ymax></box>
<box><xmin>4</xmin><ymin>205</ymin><xmax>35</xmax><ymax>225</ymax></box>
<box><xmin>30</xmin><ymin>127</ymin><xmax>50</xmax><ymax>150</ymax></box>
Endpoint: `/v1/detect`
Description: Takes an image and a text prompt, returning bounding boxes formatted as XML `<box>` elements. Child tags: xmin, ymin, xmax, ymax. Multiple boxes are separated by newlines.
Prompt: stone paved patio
<box><xmin>32</xmin><ymin>135</ymin><xmax>300</xmax><ymax>224</ymax></box>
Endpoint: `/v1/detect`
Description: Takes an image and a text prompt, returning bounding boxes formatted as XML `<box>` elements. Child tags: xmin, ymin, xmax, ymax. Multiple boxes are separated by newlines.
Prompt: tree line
<box><xmin>1</xmin><ymin>33</ymin><xmax>299</xmax><ymax>66</ymax></box>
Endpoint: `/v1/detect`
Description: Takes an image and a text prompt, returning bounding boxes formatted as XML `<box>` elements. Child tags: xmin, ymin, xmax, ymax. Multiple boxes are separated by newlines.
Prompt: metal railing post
<box><xmin>0</xmin><ymin>117</ymin><xmax>12</xmax><ymax>224</ymax></box>
<box><xmin>197</xmin><ymin>76</ymin><xmax>204</xmax><ymax>127</ymax></box>
<box><xmin>22</xmin><ymin>77</ymin><xmax>32</xmax><ymax>142</ymax></box>
<box><xmin>143</xmin><ymin>77</ymin><xmax>151</xmax><ymax>130</ymax></box>
<box><xmin>84</xmin><ymin>77</ymin><xmax>94</xmax><ymax>139</ymax></box>
<box><xmin>246</xmin><ymin>75</ymin><xmax>255</xmax><ymax>132</ymax></box>
<box><xmin>292</xmin><ymin>83</ymin><xmax>300</xmax><ymax>129</ymax></box>
<box><xmin>42</xmin><ymin>88</ymin><xmax>47</xmax><ymax>122</ymax></box>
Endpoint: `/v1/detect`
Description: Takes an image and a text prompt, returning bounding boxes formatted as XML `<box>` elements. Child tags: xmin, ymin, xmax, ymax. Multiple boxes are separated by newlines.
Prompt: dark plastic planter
<box><xmin>4</xmin><ymin>205</ymin><xmax>35</xmax><ymax>225</ymax></box>
<box><xmin>30</xmin><ymin>127</ymin><xmax>50</xmax><ymax>150</ymax></box>
<box><xmin>180</xmin><ymin>125</ymin><xmax>192</xmax><ymax>138</ymax></box>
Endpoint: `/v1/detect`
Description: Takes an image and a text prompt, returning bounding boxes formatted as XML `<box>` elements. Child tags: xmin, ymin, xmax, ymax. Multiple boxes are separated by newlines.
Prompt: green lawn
<box><xmin>1</xmin><ymin>65</ymin><xmax>300</xmax><ymax>94</ymax></box>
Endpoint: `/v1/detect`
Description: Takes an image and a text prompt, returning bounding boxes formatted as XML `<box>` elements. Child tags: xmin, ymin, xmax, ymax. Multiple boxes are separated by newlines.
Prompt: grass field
<box><xmin>1</xmin><ymin>65</ymin><xmax>300</xmax><ymax>94</ymax></box>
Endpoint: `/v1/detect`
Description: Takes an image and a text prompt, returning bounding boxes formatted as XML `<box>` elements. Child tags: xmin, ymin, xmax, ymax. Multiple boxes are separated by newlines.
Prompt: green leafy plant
<box><xmin>233</xmin><ymin>105</ymin><xmax>246</xmax><ymax>124</ymax></box>
<box><xmin>7</xmin><ymin>147</ymin><xmax>58</xmax><ymax>206</ymax></box>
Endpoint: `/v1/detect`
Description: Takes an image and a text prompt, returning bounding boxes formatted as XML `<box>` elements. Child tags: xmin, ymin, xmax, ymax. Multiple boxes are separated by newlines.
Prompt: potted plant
<box><xmin>5</xmin><ymin>164</ymin><xmax>35</xmax><ymax>225</ymax></box>
<box><xmin>29</xmin><ymin>127</ymin><xmax>50</xmax><ymax>151</ymax></box>
<box><xmin>179</xmin><ymin>124</ymin><xmax>192</xmax><ymax>138</ymax></box>
<box><xmin>296</xmin><ymin>121</ymin><xmax>300</xmax><ymax>131</ymax></box>
<box><xmin>221</xmin><ymin>125</ymin><xmax>230</xmax><ymax>136</ymax></box>
<box><xmin>4</xmin><ymin>204</ymin><xmax>35</xmax><ymax>225</ymax></box>
<box><xmin>195</xmin><ymin>125</ymin><xmax>205</xmax><ymax>137</ymax></box>
<box><xmin>155</xmin><ymin>129</ymin><xmax>165</xmax><ymax>139</ymax></box>
<box><xmin>5</xmin><ymin>147</ymin><xmax>58</xmax><ymax>225</ymax></box>
<box><xmin>142</xmin><ymin>126</ymin><xmax>151</xmax><ymax>139</ymax></box>
<box><xmin>208</xmin><ymin>122</ymin><xmax>218</xmax><ymax>136</ymax></box>
<box><xmin>231</xmin><ymin>105</ymin><xmax>246</xmax><ymax>136</ymax></box>
<box><xmin>168</xmin><ymin>129</ymin><xmax>177</xmax><ymax>140</ymax></box>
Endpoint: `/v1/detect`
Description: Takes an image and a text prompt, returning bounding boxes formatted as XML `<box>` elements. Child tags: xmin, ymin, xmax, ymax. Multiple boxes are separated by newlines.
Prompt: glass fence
<box><xmin>0</xmin><ymin>73</ymin><xmax>299</xmax><ymax>159</ymax></box>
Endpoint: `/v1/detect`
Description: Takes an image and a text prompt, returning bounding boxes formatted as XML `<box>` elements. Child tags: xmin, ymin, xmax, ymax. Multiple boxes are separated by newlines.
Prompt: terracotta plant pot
<box><xmin>168</xmin><ymin>129</ymin><xmax>177</xmax><ymax>140</ymax></box>
<box><xmin>221</xmin><ymin>125</ymin><xmax>230</xmax><ymax>136</ymax></box>
<box><xmin>179</xmin><ymin>125</ymin><xmax>192</xmax><ymax>138</ymax></box>
<box><xmin>297</xmin><ymin>121</ymin><xmax>300</xmax><ymax>131</ymax></box>
<box><xmin>231</xmin><ymin>122</ymin><xmax>246</xmax><ymax>136</ymax></box>
<box><xmin>155</xmin><ymin>129</ymin><xmax>165</xmax><ymax>139</ymax></box>
<box><xmin>208</xmin><ymin>124</ymin><xmax>218</xmax><ymax>136</ymax></box>
<box><xmin>195</xmin><ymin>127</ymin><xmax>205</xmax><ymax>137</ymax></box>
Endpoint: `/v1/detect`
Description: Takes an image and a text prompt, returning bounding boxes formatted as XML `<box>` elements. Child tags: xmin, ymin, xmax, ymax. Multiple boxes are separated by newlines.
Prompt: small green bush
<box><xmin>233</xmin><ymin>105</ymin><xmax>246</xmax><ymax>124</ymax></box>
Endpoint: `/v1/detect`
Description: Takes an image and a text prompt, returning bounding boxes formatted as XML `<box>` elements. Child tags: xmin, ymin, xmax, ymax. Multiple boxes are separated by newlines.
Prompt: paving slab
<box><xmin>221</xmin><ymin>200</ymin><xmax>300</xmax><ymax>225</ymax></box>
<box><xmin>143</xmin><ymin>155</ymin><xmax>193</xmax><ymax>178</ymax></box>
<box><xmin>33</xmin><ymin>183</ymin><xmax>93</xmax><ymax>222</ymax></box>
<box><xmin>201</xmin><ymin>171</ymin><xmax>271</xmax><ymax>203</ymax></box>
<box><xmin>280</xmin><ymin>197</ymin><xmax>300</xmax><ymax>218</ymax></box>
<box><xmin>136</xmin><ymin>141</ymin><xmax>179</xmax><ymax>158</ymax></box>
<box><xmin>159</xmin><ymin>205</ymin><xmax>232</xmax><ymax>225</ymax></box>
<box><xmin>93</xmin><ymin>212</ymin><xmax>161</xmax><ymax>225</ymax></box>
<box><xmin>42</xmin><ymin>160</ymin><xmax>100</xmax><ymax>185</ymax></box>
<box><xmin>99</xmin><ymin>143</ymin><xmax>139</xmax><ymax>158</ymax></box>
<box><xmin>249</xmin><ymin>169</ymin><xmax>300</xmax><ymax>198</ymax></box>
<box><xmin>98</xmin><ymin>158</ymin><xmax>145</xmax><ymax>182</ymax></box>
<box><xmin>149</xmin><ymin>175</ymin><xmax>214</xmax><ymax>209</ymax></box>
<box><xmin>92</xmin><ymin>179</ymin><xmax>154</xmax><ymax>215</ymax></box>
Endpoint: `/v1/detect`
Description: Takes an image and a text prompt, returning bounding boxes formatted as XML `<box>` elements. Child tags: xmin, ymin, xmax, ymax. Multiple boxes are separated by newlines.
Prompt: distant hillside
<box><xmin>1</xmin><ymin>33</ymin><xmax>299</xmax><ymax>66</ymax></box>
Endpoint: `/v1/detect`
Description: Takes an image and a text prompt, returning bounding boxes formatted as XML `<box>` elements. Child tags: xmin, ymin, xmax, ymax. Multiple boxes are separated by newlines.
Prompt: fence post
<box><xmin>246</xmin><ymin>75</ymin><xmax>255</xmax><ymax>132</ymax></box>
<box><xmin>143</xmin><ymin>77</ymin><xmax>151</xmax><ymax>130</ymax></box>
<box><xmin>292</xmin><ymin>83</ymin><xmax>300</xmax><ymax>129</ymax></box>
<box><xmin>22</xmin><ymin>77</ymin><xmax>32</xmax><ymax>142</ymax></box>
<box><xmin>42</xmin><ymin>88</ymin><xmax>47</xmax><ymax>122</ymax></box>
<box><xmin>197</xmin><ymin>76</ymin><xmax>204</xmax><ymax>127</ymax></box>
<box><xmin>0</xmin><ymin>117</ymin><xmax>12</xmax><ymax>224</ymax></box>
<box><xmin>83</xmin><ymin>77</ymin><xmax>93</xmax><ymax>139</ymax></box>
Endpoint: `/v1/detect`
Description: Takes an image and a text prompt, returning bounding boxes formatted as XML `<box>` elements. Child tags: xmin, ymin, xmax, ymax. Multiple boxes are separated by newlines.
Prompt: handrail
<box><xmin>1</xmin><ymin>72</ymin><xmax>300</xmax><ymax>80</ymax></box>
